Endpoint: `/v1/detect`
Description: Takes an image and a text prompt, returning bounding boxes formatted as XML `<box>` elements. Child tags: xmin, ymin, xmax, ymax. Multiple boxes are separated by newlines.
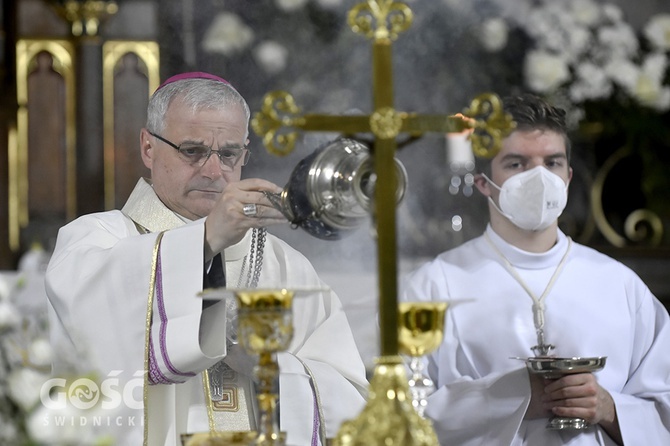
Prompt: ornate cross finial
<box><xmin>348</xmin><ymin>0</ymin><xmax>414</xmax><ymax>41</ymax></box>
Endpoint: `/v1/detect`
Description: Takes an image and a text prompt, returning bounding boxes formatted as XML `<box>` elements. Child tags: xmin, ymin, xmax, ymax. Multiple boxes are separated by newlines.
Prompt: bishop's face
<box><xmin>140</xmin><ymin>99</ymin><xmax>249</xmax><ymax>220</ymax></box>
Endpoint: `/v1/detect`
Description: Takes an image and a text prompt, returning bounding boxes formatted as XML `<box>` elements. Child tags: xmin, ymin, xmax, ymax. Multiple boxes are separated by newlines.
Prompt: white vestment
<box><xmin>401</xmin><ymin>225</ymin><xmax>670</xmax><ymax>445</ymax></box>
<box><xmin>46</xmin><ymin>178</ymin><xmax>368</xmax><ymax>446</ymax></box>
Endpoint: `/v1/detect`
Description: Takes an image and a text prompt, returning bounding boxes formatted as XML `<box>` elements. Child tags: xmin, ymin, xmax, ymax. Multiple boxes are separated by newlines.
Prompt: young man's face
<box><xmin>141</xmin><ymin>99</ymin><xmax>249</xmax><ymax>220</ymax></box>
<box><xmin>477</xmin><ymin>128</ymin><xmax>572</xmax><ymax>204</ymax></box>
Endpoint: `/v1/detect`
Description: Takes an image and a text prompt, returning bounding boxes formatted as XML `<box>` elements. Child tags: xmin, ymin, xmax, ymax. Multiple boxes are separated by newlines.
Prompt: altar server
<box><xmin>401</xmin><ymin>94</ymin><xmax>670</xmax><ymax>445</ymax></box>
<box><xmin>45</xmin><ymin>72</ymin><xmax>367</xmax><ymax>446</ymax></box>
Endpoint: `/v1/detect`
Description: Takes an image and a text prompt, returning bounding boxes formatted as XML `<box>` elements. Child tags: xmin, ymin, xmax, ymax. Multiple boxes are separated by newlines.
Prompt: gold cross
<box><xmin>253</xmin><ymin>0</ymin><xmax>513</xmax><ymax>357</ymax></box>
<box><xmin>251</xmin><ymin>1</ymin><xmax>514</xmax><ymax>443</ymax></box>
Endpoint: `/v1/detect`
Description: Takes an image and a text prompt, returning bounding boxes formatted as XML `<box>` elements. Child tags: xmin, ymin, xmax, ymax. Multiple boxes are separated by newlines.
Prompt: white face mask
<box><xmin>483</xmin><ymin>166</ymin><xmax>568</xmax><ymax>231</ymax></box>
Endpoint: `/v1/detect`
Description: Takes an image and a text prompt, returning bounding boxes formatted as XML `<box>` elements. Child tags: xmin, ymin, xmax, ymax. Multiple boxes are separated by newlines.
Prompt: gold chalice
<box><xmin>198</xmin><ymin>287</ymin><xmax>327</xmax><ymax>444</ymax></box>
<box><xmin>235</xmin><ymin>289</ymin><xmax>296</xmax><ymax>446</ymax></box>
<box><xmin>398</xmin><ymin>302</ymin><xmax>448</xmax><ymax>417</ymax></box>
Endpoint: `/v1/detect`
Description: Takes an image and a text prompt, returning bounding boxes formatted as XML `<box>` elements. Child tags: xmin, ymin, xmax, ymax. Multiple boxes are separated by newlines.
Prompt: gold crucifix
<box><xmin>252</xmin><ymin>1</ymin><xmax>514</xmax><ymax>444</ymax></box>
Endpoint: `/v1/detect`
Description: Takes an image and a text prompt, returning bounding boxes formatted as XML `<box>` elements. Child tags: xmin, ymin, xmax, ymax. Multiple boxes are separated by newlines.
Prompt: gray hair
<box><xmin>146</xmin><ymin>78</ymin><xmax>251</xmax><ymax>139</ymax></box>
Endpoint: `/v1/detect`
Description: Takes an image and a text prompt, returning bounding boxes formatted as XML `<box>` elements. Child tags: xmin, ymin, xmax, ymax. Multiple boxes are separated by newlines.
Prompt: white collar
<box><xmin>484</xmin><ymin>225</ymin><xmax>569</xmax><ymax>270</ymax></box>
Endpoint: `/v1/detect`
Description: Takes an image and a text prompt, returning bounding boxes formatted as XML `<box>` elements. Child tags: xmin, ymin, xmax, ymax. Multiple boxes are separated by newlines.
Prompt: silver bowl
<box><xmin>525</xmin><ymin>356</ymin><xmax>607</xmax><ymax>430</ymax></box>
<box><xmin>525</xmin><ymin>356</ymin><xmax>607</xmax><ymax>379</ymax></box>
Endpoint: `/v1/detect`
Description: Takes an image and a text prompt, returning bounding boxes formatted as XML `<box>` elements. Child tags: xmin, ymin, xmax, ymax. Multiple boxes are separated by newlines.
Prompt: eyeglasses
<box><xmin>149</xmin><ymin>132</ymin><xmax>250</xmax><ymax>171</ymax></box>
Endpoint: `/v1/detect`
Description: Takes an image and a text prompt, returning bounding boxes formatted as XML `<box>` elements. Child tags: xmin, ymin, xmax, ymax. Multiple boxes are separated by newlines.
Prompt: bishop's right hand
<box><xmin>205</xmin><ymin>178</ymin><xmax>287</xmax><ymax>257</ymax></box>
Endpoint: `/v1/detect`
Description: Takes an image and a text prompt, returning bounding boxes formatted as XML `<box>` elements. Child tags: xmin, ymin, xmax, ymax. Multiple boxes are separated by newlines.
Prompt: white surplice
<box><xmin>401</xmin><ymin>225</ymin><xmax>670</xmax><ymax>445</ymax></box>
<box><xmin>46</xmin><ymin>178</ymin><xmax>368</xmax><ymax>446</ymax></box>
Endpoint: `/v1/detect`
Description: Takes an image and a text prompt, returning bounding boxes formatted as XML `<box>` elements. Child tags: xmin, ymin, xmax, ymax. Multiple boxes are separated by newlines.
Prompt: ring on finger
<box><xmin>242</xmin><ymin>203</ymin><xmax>258</xmax><ymax>217</ymax></box>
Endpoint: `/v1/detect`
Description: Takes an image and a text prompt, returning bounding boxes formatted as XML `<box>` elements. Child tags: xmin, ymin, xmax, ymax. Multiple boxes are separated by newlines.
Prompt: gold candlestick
<box><xmin>334</xmin><ymin>355</ymin><xmax>438</xmax><ymax>446</ymax></box>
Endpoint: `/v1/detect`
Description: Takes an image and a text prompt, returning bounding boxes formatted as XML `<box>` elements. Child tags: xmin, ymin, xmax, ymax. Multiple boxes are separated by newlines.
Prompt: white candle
<box><xmin>446</xmin><ymin>130</ymin><xmax>475</xmax><ymax>173</ymax></box>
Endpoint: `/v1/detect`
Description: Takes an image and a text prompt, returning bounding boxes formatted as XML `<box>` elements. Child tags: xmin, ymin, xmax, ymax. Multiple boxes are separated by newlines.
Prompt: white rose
<box><xmin>565</xmin><ymin>26</ymin><xmax>592</xmax><ymax>61</ymax></box>
<box><xmin>0</xmin><ymin>300</ymin><xmax>20</xmax><ymax>332</ymax></box>
<box><xmin>602</xmin><ymin>4</ymin><xmax>624</xmax><ymax>23</ymax></box>
<box><xmin>570</xmin><ymin>62</ymin><xmax>612</xmax><ymax>101</ymax></box>
<box><xmin>26</xmin><ymin>403</ymin><xmax>90</xmax><ymax>445</ymax></box>
<box><xmin>525</xmin><ymin>7</ymin><xmax>572</xmax><ymax>54</ymax></box>
<box><xmin>641</xmin><ymin>52</ymin><xmax>669</xmax><ymax>83</ymax></box>
<box><xmin>8</xmin><ymin>368</ymin><xmax>50</xmax><ymax>412</ymax></box>
<box><xmin>524</xmin><ymin>50</ymin><xmax>570</xmax><ymax>93</ymax></box>
<box><xmin>651</xmin><ymin>87</ymin><xmax>670</xmax><ymax>111</ymax></box>
<box><xmin>631</xmin><ymin>54</ymin><xmax>670</xmax><ymax>111</ymax></box>
<box><xmin>28</xmin><ymin>337</ymin><xmax>54</xmax><ymax>368</ymax></box>
<box><xmin>18</xmin><ymin>244</ymin><xmax>49</xmax><ymax>273</ymax></box>
<box><xmin>605</xmin><ymin>57</ymin><xmax>640</xmax><ymax>92</ymax></box>
<box><xmin>644</xmin><ymin>13</ymin><xmax>670</xmax><ymax>51</ymax></box>
<box><xmin>0</xmin><ymin>413</ymin><xmax>19</xmax><ymax>441</ymax></box>
<box><xmin>202</xmin><ymin>13</ymin><xmax>254</xmax><ymax>56</ymax></box>
<box><xmin>0</xmin><ymin>276</ymin><xmax>11</xmax><ymax>300</ymax></box>
<box><xmin>569</xmin><ymin>0</ymin><xmax>602</xmax><ymax>27</ymax></box>
<box><xmin>525</xmin><ymin>8</ymin><xmax>554</xmax><ymax>40</ymax></box>
<box><xmin>479</xmin><ymin>18</ymin><xmax>509</xmax><ymax>53</ymax></box>
<box><xmin>633</xmin><ymin>72</ymin><xmax>667</xmax><ymax>110</ymax></box>
<box><xmin>276</xmin><ymin>0</ymin><xmax>308</xmax><ymax>11</ymax></box>
<box><xmin>253</xmin><ymin>40</ymin><xmax>289</xmax><ymax>75</ymax></box>
<box><xmin>598</xmin><ymin>23</ymin><xmax>638</xmax><ymax>58</ymax></box>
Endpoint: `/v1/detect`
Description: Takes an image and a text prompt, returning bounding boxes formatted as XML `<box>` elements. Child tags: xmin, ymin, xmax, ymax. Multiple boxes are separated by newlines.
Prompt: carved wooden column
<box><xmin>0</xmin><ymin>0</ymin><xmax>18</xmax><ymax>268</ymax></box>
<box><xmin>6</xmin><ymin>1</ymin><xmax>159</xmax><ymax>261</ymax></box>
<box><xmin>49</xmin><ymin>1</ymin><xmax>120</xmax><ymax>215</ymax></box>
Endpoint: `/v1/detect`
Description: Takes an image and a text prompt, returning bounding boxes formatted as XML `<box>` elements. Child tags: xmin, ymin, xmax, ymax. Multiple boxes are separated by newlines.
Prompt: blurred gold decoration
<box><xmin>252</xmin><ymin>91</ymin><xmax>305</xmax><ymax>157</ymax></box>
<box><xmin>464</xmin><ymin>94</ymin><xmax>516</xmax><ymax>158</ymax></box>
<box><xmin>48</xmin><ymin>0</ymin><xmax>119</xmax><ymax>37</ymax></box>
<box><xmin>251</xmin><ymin>1</ymin><xmax>514</xmax><ymax>443</ymax></box>
<box><xmin>591</xmin><ymin>146</ymin><xmax>664</xmax><ymax>247</ymax></box>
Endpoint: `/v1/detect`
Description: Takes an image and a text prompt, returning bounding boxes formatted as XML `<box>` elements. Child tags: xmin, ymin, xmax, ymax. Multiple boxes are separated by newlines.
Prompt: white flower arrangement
<box><xmin>0</xmin><ymin>271</ymin><xmax>113</xmax><ymax>445</ymax></box>
<box><xmin>253</xmin><ymin>40</ymin><xmax>290</xmax><ymax>75</ymax></box>
<box><xmin>201</xmin><ymin>12</ymin><xmax>255</xmax><ymax>56</ymax></box>
<box><xmin>481</xmin><ymin>0</ymin><xmax>670</xmax><ymax>124</ymax></box>
<box><xmin>0</xmin><ymin>273</ymin><xmax>41</xmax><ymax>444</ymax></box>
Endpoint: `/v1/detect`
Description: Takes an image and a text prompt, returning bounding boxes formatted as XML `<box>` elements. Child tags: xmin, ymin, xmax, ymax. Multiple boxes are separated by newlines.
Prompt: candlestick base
<box><xmin>333</xmin><ymin>356</ymin><xmax>438</xmax><ymax>446</ymax></box>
